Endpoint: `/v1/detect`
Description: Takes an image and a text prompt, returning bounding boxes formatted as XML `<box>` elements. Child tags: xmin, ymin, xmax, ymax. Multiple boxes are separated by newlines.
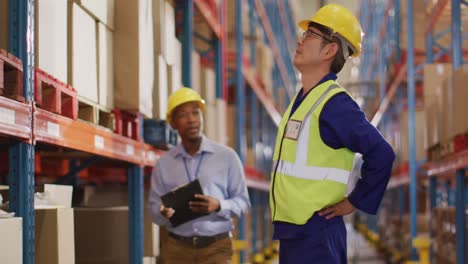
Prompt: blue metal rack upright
<box><xmin>404</xmin><ymin>0</ymin><xmax>418</xmax><ymax>259</ymax></box>
<box><xmin>8</xmin><ymin>0</ymin><xmax>36</xmax><ymax>263</ymax></box>
<box><xmin>128</xmin><ymin>165</ymin><xmax>144</xmax><ymax>264</ymax></box>
<box><xmin>359</xmin><ymin>0</ymin><xmax>468</xmax><ymax>263</ymax></box>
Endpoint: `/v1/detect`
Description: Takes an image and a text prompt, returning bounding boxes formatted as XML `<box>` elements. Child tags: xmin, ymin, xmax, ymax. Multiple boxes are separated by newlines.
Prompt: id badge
<box><xmin>284</xmin><ymin>119</ymin><xmax>302</xmax><ymax>140</ymax></box>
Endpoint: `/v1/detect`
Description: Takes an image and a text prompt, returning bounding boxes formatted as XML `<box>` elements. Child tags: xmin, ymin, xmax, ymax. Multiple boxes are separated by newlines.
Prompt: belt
<box><xmin>169</xmin><ymin>232</ymin><xmax>230</xmax><ymax>248</ymax></box>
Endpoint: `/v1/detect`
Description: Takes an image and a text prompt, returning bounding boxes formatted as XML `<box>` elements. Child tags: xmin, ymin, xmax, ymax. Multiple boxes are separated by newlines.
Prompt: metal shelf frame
<box><xmin>368</xmin><ymin>0</ymin><xmax>468</xmax><ymax>263</ymax></box>
<box><xmin>8</xmin><ymin>1</ymin><xmax>36</xmax><ymax>263</ymax></box>
<box><xmin>4</xmin><ymin>1</ymin><xmax>162</xmax><ymax>263</ymax></box>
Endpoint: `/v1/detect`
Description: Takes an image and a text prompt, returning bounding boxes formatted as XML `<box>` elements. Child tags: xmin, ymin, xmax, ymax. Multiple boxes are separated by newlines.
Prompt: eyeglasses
<box><xmin>302</xmin><ymin>29</ymin><xmax>331</xmax><ymax>42</ymax></box>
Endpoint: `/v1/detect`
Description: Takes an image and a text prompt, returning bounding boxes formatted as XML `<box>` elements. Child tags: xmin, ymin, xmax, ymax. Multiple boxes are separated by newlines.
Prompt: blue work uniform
<box><xmin>275</xmin><ymin>73</ymin><xmax>395</xmax><ymax>263</ymax></box>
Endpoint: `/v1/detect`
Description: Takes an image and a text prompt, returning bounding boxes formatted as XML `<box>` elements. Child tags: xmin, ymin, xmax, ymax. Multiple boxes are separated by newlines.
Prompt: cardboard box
<box><xmin>153</xmin><ymin>55</ymin><xmax>168</xmax><ymax>120</ymax></box>
<box><xmin>35</xmin><ymin>208</ymin><xmax>75</xmax><ymax>264</ymax></box>
<box><xmin>399</xmin><ymin>110</ymin><xmax>427</xmax><ymax>161</ymax></box>
<box><xmin>246</xmin><ymin>148</ymin><xmax>255</xmax><ymax>167</ymax></box>
<box><xmin>424</xmin><ymin>64</ymin><xmax>452</xmax><ymax>147</ymax></box>
<box><xmin>215</xmin><ymin>99</ymin><xmax>227</xmax><ymax>145</ymax></box>
<box><xmin>200</xmin><ymin>67</ymin><xmax>216</xmax><ymax>104</ymax></box>
<box><xmin>75</xmin><ymin>207</ymin><xmax>129</xmax><ymax>264</ymax></box>
<box><xmin>441</xmin><ymin>66</ymin><xmax>468</xmax><ymax>140</ymax></box>
<box><xmin>192</xmin><ymin>51</ymin><xmax>201</xmax><ymax>93</ymax></box>
<box><xmin>79</xmin><ymin>184</ymin><xmax>128</xmax><ymax>207</ymax></box>
<box><xmin>98</xmin><ymin>22</ymin><xmax>114</xmax><ymax>109</ymax></box>
<box><xmin>69</xmin><ymin>2</ymin><xmax>99</xmax><ymax>103</ymax></box>
<box><xmin>451</xmin><ymin>66</ymin><xmax>468</xmax><ymax>137</ymax></box>
<box><xmin>167</xmin><ymin>64</ymin><xmax>182</xmax><ymax>95</ymax></box>
<box><xmin>144</xmin><ymin>207</ymin><xmax>160</xmax><ymax>257</ymax></box>
<box><xmin>75</xmin><ymin>206</ymin><xmax>158</xmax><ymax>263</ymax></box>
<box><xmin>42</xmin><ymin>184</ymin><xmax>73</xmax><ymax>208</ymax></box>
<box><xmin>227</xmin><ymin>104</ymin><xmax>237</xmax><ymax>149</ymax></box>
<box><xmin>0</xmin><ymin>217</ymin><xmax>22</xmax><ymax>264</ymax></box>
<box><xmin>114</xmin><ymin>0</ymin><xmax>154</xmax><ymax>117</ymax></box>
<box><xmin>0</xmin><ymin>0</ymin><xmax>8</xmax><ymax>50</ymax></box>
<box><xmin>143</xmin><ymin>257</ymin><xmax>156</xmax><ymax>264</ymax></box>
<box><xmin>203</xmin><ymin>100</ymin><xmax>228</xmax><ymax>144</ymax></box>
<box><xmin>35</xmin><ymin>0</ymin><xmax>69</xmax><ymax>82</ymax></box>
<box><xmin>204</xmin><ymin>102</ymin><xmax>217</xmax><ymax>141</ymax></box>
<box><xmin>152</xmin><ymin>0</ymin><xmax>177</xmax><ymax>64</ymax></box>
<box><xmin>164</xmin><ymin>0</ymin><xmax>176</xmax><ymax>66</ymax></box>
<box><xmin>75</xmin><ymin>0</ymin><xmax>114</xmax><ymax>30</ymax></box>
<box><xmin>174</xmin><ymin>39</ymin><xmax>182</xmax><ymax>71</ymax></box>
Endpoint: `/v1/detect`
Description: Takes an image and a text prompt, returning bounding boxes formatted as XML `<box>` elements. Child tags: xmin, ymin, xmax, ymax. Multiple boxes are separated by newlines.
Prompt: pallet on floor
<box><xmin>34</xmin><ymin>68</ymin><xmax>78</xmax><ymax>119</ymax></box>
<box><xmin>78</xmin><ymin>96</ymin><xmax>115</xmax><ymax>131</ymax></box>
<box><xmin>0</xmin><ymin>49</ymin><xmax>24</xmax><ymax>102</ymax></box>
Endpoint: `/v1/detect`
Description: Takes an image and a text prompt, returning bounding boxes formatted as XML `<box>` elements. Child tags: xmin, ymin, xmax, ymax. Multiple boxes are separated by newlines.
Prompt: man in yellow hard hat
<box><xmin>149</xmin><ymin>87</ymin><xmax>250</xmax><ymax>264</ymax></box>
<box><xmin>270</xmin><ymin>4</ymin><xmax>395</xmax><ymax>263</ymax></box>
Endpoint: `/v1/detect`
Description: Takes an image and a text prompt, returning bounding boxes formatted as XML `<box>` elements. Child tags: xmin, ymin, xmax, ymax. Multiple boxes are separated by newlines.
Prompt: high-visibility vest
<box><xmin>270</xmin><ymin>80</ymin><xmax>355</xmax><ymax>224</ymax></box>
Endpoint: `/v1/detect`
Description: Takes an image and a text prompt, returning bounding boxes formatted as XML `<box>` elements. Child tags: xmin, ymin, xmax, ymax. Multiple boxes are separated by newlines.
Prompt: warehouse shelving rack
<box><xmin>356</xmin><ymin>0</ymin><xmax>468</xmax><ymax>263</ymax></box>
<box><xmin>2</xmin><ymin>1</ymin><xmax>164</xmax><ymax>263</ymax></box>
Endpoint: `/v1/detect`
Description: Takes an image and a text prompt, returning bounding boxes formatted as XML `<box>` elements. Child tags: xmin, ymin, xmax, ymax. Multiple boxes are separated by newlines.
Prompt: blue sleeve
<box><xmin>148</xmin><ymin>161</ymin><xmax>171</xmax><ymax>226</ymax></box>
<box><xmin>319</xmin><ymin>93</ymin><xmax>396</xmax><ymax>215</ymax></box>
<box><xmin>216</xmin><ymin>149</ymin><xmax>251</xmax><ymax>219</ymax></box>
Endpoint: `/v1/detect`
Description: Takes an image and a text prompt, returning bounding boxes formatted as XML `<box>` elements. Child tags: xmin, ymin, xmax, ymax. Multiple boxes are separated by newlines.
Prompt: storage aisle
<box><xmin>346</xmin><ymin>223</ymin><xmax>385</xmax><ymax>264</ymax></box>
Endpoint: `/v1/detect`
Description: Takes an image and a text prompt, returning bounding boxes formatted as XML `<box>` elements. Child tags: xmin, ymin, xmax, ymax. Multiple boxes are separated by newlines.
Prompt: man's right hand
<box><xmin>160</xmin><ymin>205</ymin><xmax>175</xmax><ymax>219</ymax></box>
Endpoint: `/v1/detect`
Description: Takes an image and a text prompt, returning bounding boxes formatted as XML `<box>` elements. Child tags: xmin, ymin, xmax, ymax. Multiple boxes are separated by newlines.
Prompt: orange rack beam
<box><xmin>194</xmin><ymin>0</ymin><xmax>222</xmax><ymax>39</ymax></box>
<box><xmin>0</xmin><ymin>96</ymin><xmax>31</xmax><ymax>141</ymax></box>
<box><xmin>244</xmin><ymin>166</ymin><xmax>270</xmax><ymax>191</ymax></box>
<box><xmin>426</xmin><ymin>149</ymin><xmax>468</xmax><ymax>177</ymax></box>
<box><xmin>34</xmin><ymin>107</ymin><xmax>162</xmax><ymax>166</ymax></box>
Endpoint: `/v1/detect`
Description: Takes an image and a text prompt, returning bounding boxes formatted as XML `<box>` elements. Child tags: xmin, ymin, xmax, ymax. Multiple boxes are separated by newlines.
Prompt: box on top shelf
<box><xmin>204</xmin><ymin>99</ymin><xmax>227</xmax><ymax>145</ymax></box>
<box><xmin>114</xmin><ymin>0</ymin><xmax>154</xmax><ymax>118</ymax></box>
<box><xmin>74</xmin><ymin>0</ymin><xmax>115</xmax><ymax>30</ymax></box>
<box><xmin>36</xmin><ymin>0</ymin><xmax>69</xmax><ymax>84</ymax></box>
<box><xmin>153</xmin><ymin>54</ymin><xmax>168</xmax><ymax>120</ymax></box>
<box><xmin>69</xmin><ymin>2</ymin><xmax>99</xmax><ymax>103</ymax></box>
<box><xmin>167</xmin><ymin>64</ymin><xmax>182</xmax><ymax>95</ymax></box>
<box><xmin>226</xmin><ymin>0</ymin><xmax>261</xmax><ymax>40</ymax></box>
<box><xmin>0</xmin><ymin>0</ymin><xmax>8</xmax><ymax>50</ymax></box>
<box><xmin>153</xmin><ymin>0</ymin><xmax>177</xmax><ymax>65</ymax></box>
<box><xmin>200</xmin><ymin>67</ymin><xmax>216</xmax><ymax>104</ymax></box>
<box><xmin>424</xmin><ymin>64</ymin><xmax>452</xmax><ymax>148</ymax></box>
<box><xmin>398</xmin><ymin>109</ymin><xmax>427</xmax><ymax>162</ymax></box>
<box><xmin>400</xmin><ymin>0</ymin><xmax>468</xmax><ymax>51</ymax></box>
<box><xmin>192</xmin><ymin>50</ymin><xmax>202</xmax><ymax>94</ymax></box>
<box><xmin>98</xmin><ymin>22</ymin><xmax>114</xmax><ymax>109</ymax></box>
<box><xmin>441</xmin><ymin>65</ymin><xmax>468</xmax><ymax>141</ymax></box>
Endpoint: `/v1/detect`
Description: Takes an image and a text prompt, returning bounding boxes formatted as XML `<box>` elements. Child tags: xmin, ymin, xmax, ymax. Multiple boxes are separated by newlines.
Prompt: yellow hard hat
<box><xmin>298</xmin><ymin>4</ymin><xmax>362</xmax><ymax>57</ymax></box>
<box><xmin>166</xmin><ymin>87</ymin><xmax>206</xmax><ymax>121</ymax></box>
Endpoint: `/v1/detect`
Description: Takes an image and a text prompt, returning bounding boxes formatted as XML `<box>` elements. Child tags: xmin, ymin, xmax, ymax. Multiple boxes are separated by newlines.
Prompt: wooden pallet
<box><xmin>34</xmin><ymin>68</ymin><xmax>78</xmax><ymax>119</ymax></box>
<box><xmin>427</xmin><ymin>131</ymin><xmax>468</xmax><ymax>161</ymax></box>
<box><xmin>0</xmin><ymin>49</ymin><xmax>24</xmax><ymax>102</ymax></box>
<box><xmin>78</xmin><ymin>97</ymin><xmax>115</xmax><ymax>131</ymax></box>
<box><xmin>113</xmin><ymin>109</ymin><xmax>142</xmax><ymax>141</ymax></box>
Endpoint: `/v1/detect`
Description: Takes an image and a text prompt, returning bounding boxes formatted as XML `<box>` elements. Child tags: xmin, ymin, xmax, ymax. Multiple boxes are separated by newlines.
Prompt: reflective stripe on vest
<box><xmin>274</xmin><ymin>84</ymin><xmax>349</xmax><ymax>185</ymax></box>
